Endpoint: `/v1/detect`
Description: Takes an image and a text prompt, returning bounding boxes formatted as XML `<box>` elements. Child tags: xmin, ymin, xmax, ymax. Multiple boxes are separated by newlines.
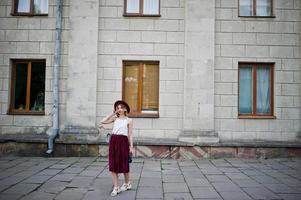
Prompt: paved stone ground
<box><xmin>0</xmin><ymin>157</ymin><xmax>301</xmax><ymax>200</ymax></box>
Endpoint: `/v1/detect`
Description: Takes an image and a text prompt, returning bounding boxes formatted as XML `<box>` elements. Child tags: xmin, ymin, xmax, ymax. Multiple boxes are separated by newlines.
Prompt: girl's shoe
<box><xmin>120</xmin><ymin>182</ymin><xmax>132</xmax><ymax>191</ymax></box>
<box><xmin>111</xmin><ymin>186</ymin><xmax>120</xmax><ymax>196</ymax></box>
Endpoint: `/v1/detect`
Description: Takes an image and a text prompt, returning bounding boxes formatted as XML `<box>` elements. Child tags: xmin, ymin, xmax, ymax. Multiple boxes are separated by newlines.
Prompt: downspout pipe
<box><xmin>46</xmin><ymin>0</ymin><xmax>62</xmax><ymax>154</ymax></box>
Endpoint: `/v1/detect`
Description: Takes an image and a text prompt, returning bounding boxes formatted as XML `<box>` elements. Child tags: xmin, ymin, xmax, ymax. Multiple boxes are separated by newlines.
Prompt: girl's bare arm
<box><xmin>100</xmin><ymin>112</ymin><xmax>116</xmax><ymax>124</ymax></box>
<box><xmin>128</xmin><ymin>119</ymin><xmax>133</xmax><ymax>149</ymax></box>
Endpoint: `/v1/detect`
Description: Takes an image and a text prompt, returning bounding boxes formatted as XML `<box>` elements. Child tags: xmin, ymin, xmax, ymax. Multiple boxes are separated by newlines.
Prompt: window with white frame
<box><xmin>124</xmin><ymin>0</ymin><xmax>160</xmax><ymax>16</ymax></box>
<box><xmin>239</xmin><ymin>0</ymin><xmax>273</xmax><ymax>17</ymax></box>
<box><xmin>12</xmin><ymin>0</ymin><xmax>48</xmax><ymax>16</ymax></box>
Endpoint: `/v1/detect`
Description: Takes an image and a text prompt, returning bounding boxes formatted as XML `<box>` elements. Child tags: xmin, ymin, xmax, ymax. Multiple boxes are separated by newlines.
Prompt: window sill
<box><xmin>238</xmin><ymin>115</ymin><xmax>276</xmax><ymax>119</ymax></box>
<box><xmin>11</xmin><ymin>13</ymin><xmax>48</xmax><ymax>17</ymax></box>
<box><xmin>8</xmin><ymin>110</ymin><xmax>45</xmax><ymax>115</ymax></box>
<box><xmin>238</xmin><ymin>15</ymin><xmax>276</xmax><ymax>18</ymax></box>
<box><xmin>128</xmin><ymin>113</ymin><xmax>159</xmax><ymax>118</ymax></box>
<box><xmin>123</xmin><ymin>14</ymin><xmax>161</xmax><ymax>17</ymax></box>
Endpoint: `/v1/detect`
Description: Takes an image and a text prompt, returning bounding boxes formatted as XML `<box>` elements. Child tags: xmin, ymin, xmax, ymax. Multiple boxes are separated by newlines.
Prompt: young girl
<box><xmin>100</xmin><ymin>100</ymin><xmax>133</xmax><ymax>197</ymax></box>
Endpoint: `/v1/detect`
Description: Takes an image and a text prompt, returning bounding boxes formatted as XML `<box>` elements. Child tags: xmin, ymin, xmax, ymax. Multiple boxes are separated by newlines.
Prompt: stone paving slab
<box><xmin>219</xmin><ymin>191</ymin><xmax>252</xmax><ymax>200</ymax></box>
<box><xmin>185</xmin><ymin>177</ymin><xmax>211</xmax><ymax>187</ymax></box>
<box><xmin>232</xmin><ymin>179</ymin><xmax>262</xmax><ymax>187</ymax></box>
<box><xmin>212</xmin><ymin>182</ymin><xmax>242</xmax><ymax>192</ymax></box>
<box><xmin>162</xmin><ymin>174</ymin><xmax>185</xmax><ymax>182</ymax></box>
<box><xmin>62</xmin><ymin>167</ymin><xmax>85</xmax><ymax>174</ymax></box>
<box><xmin>19</xmin><ymin>191</ymin><xmax>56</xmax><ymax>200</ymax></box>
<box><xmin>67</xmin><ymin>176</ymin><xmax>95</xmax><ymax>188</ymax></box>
<box><xmin>0</xmin><ymin>157</ymin><xmax>300</xmax><ymax>200</ymax></box>
<box><xmin>242</xmin><ymin>187</ymin><xmax>281</xmax><ymax>199</ymax></box>
<box><xmin>55</xmin><ymin>188</ymin><xmax>88</xmax><ymax>200</ymax></box>
<box><xmin>136</xmin><ymin>186</ymin><xmax>163</xmax><ymax>199</ymax></box>
<box><xmin>3</xmin><ymin>183</ymin><xmax>40</xmax><ymax>195</ymax></box>
<box><xmin>164</xmin><ymin>193</ymin><xmax>193</xmax><ymax>200</ymax></box>
<box><xmin>0</xmin><ymin>193</ymin><xmax>23</xmax><ymax>200</ymax></box>
<box><xmin>39</xmin><ymin>180</ymin><xmax>69</xmax><ymax>194</ymax></box>
<box><xmin>50</xmin><ymin>173</ymin><xmax>76</xmax><ymax>182</ymax></box>
<box><xmin>206</xmin><ymin>174</ymin><xmax>231</xmax><ymax>182</ymax></box>
<box><xmin>139</xmin><ymin>178</ymin><xmax>162</xmax><ymax>187</ymax></box>
<box><xmin>163</xmin><ymin>182</ymin><xmax>189</xmax><ymax>193</ymax></box>
<box><xmin>190</xmin><ymin>186</ymin><xmax>221</xmax><ymax>199</ymax></box>
<box><xmin>22</xmin><ymin>175</ymin><xmax>52</xmax><ymax>184</ymax></box>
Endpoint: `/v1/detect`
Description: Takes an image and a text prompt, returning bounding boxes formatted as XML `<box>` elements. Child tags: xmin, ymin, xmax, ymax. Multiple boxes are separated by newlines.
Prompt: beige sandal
<box><xmin>120</xmin><ymin>182</ymin><xmax>132</xmax><ymax>191</ymax></box>
<box><xmin>111</xmin><ymin>186</ymin><xmax>120</xmax><ymax>196</ymax></box>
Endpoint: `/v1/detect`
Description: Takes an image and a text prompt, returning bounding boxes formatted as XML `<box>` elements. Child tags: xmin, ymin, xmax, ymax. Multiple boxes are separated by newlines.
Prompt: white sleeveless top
<box><xmin>112</xmin><ymin>117</ymin><xmax>129</xmax><ymax>136</ymax></box>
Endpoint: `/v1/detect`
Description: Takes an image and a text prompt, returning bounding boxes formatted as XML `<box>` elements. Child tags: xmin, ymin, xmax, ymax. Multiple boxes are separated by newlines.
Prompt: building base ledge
<box><xmin>0</xmin><ymin>134</ymin><xmax>301</xmax><ymax>148</ymax></box>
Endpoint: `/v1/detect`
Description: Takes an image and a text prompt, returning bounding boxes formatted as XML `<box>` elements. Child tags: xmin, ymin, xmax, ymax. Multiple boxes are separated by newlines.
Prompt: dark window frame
<box><xmin>11</xmin><ymin>0</ymin><xmax>48</xmax><ymax>16</ymax></box>
<box><xmin>122</xmin><ymin>60</ymin><xmax>160</xmax><ymax>118</ymax></box>
<box><xmin>123</xmin><ymin>0</ymin><xmax>161</xmax><ymax>17</ymax></box>
<box><xmin>238</xmin><ymin>62</ymin><xmax>275</xmax><ymax>119</ymax></box>
<box><xmin>238</xmin><ymin>0</ymin><xmax>275</xmax><ymax>18</ymax></box>
<box><xmin>9</xmin><ymin>59</ymin><xmax>46</xmax><ymax>115</ymax></box>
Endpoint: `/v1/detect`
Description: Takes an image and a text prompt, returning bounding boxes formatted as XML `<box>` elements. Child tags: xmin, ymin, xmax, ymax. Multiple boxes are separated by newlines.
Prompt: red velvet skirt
<box><xmin>109</xmin><ymin>134</ymin><xmax>129</xmax><ymax>173</ymax></box>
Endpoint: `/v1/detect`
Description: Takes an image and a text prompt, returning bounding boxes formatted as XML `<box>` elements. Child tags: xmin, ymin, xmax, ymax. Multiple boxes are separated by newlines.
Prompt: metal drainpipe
<box><xmin>46</xmin><ymin>0</ymin><xmax>62</xmax><ymax>154</ymax></box>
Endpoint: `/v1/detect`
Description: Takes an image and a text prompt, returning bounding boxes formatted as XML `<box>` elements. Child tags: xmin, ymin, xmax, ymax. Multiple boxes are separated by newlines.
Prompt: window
<box><xmin>9</xmin><ymin>60</ymin><xmax>46</xmax><ymax>115</ymax></box>
<box><xmin>238</xmin><ymin>63</ymin><xmax>274</xmax><ymax>119</ymax></box>
<box><xmin>239</xmin><ymin>0</ymin><xmax>273</xmax><ymax>17</ymax></box>
<box><xmin>124</xmin><ymin>0</ymin><xmax>160</xmax><ymax>16</ymax></box>
<box><xmin>123</xmin><ymin>61</ymin><xmax>159</xmax><ymax>117</ymax></box>
<box><xmin>12</xmin><ymin>0</ymin><xmax>48</xmax><ymax>16</ymax></box>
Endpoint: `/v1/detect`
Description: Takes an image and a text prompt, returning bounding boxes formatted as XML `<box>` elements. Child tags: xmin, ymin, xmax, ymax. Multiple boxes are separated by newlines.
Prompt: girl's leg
<box><xmin>111</xmin><ymin>172</ymin><xmax>118</xmax><ymax>187</ymax></box>
<box><xmin>110</xmin><ymin>172</ymin><xmax>120</xmax><ymax>196</ymax></box>
<box><xmin>120</xmin><ymin>173</ymin><xmax>132</xmax><ymax>191</ymax></box>
<box><xmin>124</xmin><ymin>173</ymin><xmax>129</xmax><ymax>184</ymax></box>
<box><xmin>121</xmin><ymin>140</ymin><xmax>131</xmax><ymax>191</ymax></box>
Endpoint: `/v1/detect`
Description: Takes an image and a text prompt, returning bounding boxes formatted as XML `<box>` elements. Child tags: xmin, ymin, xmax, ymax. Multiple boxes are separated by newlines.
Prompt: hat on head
<box><xmin>114</xmin><ymin>100</ymin><xmax>130</xmax><ymax>113</ymax></box>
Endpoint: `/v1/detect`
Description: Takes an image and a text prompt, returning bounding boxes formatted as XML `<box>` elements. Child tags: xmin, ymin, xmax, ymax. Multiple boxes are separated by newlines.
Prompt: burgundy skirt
<box><xmin>109</xmin><ymin>134</ymin><xmax>129</xmax><ymax>173</ymax></box>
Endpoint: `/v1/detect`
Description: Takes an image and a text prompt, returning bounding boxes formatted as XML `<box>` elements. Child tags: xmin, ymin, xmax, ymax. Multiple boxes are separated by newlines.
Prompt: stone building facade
<box><xmin>0</xmin><ymin>0</ymin><xmax>300</xmax><ymax>156</ymax></box>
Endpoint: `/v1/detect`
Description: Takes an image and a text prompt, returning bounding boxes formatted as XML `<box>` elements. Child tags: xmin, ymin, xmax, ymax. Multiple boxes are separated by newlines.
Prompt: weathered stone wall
<box><xmin>183</xmin><ymin>0</ymin><xmax>215</xmax><ymax>133</ymax></box>
<box><xmin>215</xmin><ymin>0</ymin><xmax>301</xmax><ymax>142</ymax></box>
<box><xmin>0</xmin><ymin>0</ymin><xmax>300</xmax><ymax>145</ymax></box>
<box><xmin>0</xmin><ymin>0</ymin><xmax>69</xmax><ymax>134</ymax></box>
<box><xmin>97</xmin><ymin>0</ymin><xmax>185</xmax><ymax>139</ymax></box>
<box><xmin>299</xmin><ymin>0</ymin><xmax>301</xmax><ymax>140</ymax></box>
<box><xmin>63</xmin><ymin>0</ymin><xmax>99</xmax><ymax>131</ymax></box>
